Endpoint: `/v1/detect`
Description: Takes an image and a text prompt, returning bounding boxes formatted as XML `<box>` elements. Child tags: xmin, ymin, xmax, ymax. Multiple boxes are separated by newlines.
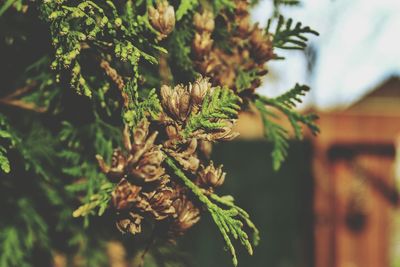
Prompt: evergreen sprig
<box><xmin>72</xmin><ymin>182</ymin><xmax>114</xmax><ymax>217</ymax></box>
<box><xmin>58</xmin><ymin>114</ymin><xmax>121</xmax><ymax>226</ymax></box>
<box><xmin>273</xmin><ymin>0</ymin><xmax>301</xmax><ymax>7</ymax></box>
<box><xmin>0</xmin><ymin>199</ymin><xmax>48</xmax><ymax>267</ymax></box>
<box><xmin>123</xmin><ymin>80</ymin><xmax>162</xmax><ymax>130</ymax></box>
<box><xmin>255</xmin><ymin>99</ymin><xmax>290</xmax><ymax>171</ymax></box>
<box><xmin>165</xmin><ymin>157</ymin><xmax>259</xmax><ymax>267</ymax></box>
<box><xmin>183</xmin><ymin>87</ymin><xmax>242</xmax><ymax>138</ymax></box>
<box><xmin>167</xmin><ymin>15</ymin><xmax>197</xmax><ymax>79</ymax></box>
<box><xmin>255</xmin><ymin>84</ymin><xmax>319</xmax><ymax>170</ymax></box>
<box><xmin>276</xmin><ymin>83</ymin><xmax>310</xmax><ymax>109</ymax></box>
<box><xmin>213</xmin><ymin>0</ymin><xmax>235</xmax><ymax>13</ymax></box>
<box><xmin>39</xmin><ymin>0</ymin><xmax>159</xmax><ymax>96</ymax></box>
<box><xmin>0</xmin><ymin>115</ymin><xmax>14</xmax><ymax>173</ymax></box>
<box><xmin>267</xmin><ymin>15</ymin><xmax>318</xmax><ymax>51</ymax></box>
<box><xmin>176</xmin><ymin>0</ymin><xmax>198</xmax><ymax>21</ymax></box>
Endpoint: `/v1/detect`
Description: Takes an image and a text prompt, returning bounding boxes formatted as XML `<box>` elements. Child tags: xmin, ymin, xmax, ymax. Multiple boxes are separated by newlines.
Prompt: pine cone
<box><xmin>161</xmin><ymin>84</ymin><xmax>191</xmax><ymax>122</ymax></box>
<box><xmin>202</xmin><ymin>120</ymin><xmax>239</xmax><ymax>142</ymax></box>
<box><xmin>249</xmin><ymin>27</ymin><xmax>274</xmax><ymax>63</ymax></box>
<box><xmin>169</xmin><ymin>196</ymin><xmax>200</xmax><ymax>236</ymax></box>
<box><xmin>126</xmin><ymin>120</ymin><xmax>158</xmax><ymax>163</ymax></box>
<box><xmin>192</xmin><ymin>32</ymin><xmax>214</xmax><ymax>59</ymax></box>
<box><xmin>193</xmin><ymin>11</ymin><xmax>215</xmax><ymax>33</ymax></box>
<box><xmin>96</xmin><ymin>149</ymin><xmax>127</xmax><ymax>182</ymax></box>
<box><xmin>189</xmin><ymin>77</ymin><xmax>211</xmax><ymax>106</ymax></box>
<box><xmin>191</xmin><ymin>0</ymin><xmax>274</xmax><ymax>93</ymax></box>
<box><xmin>167</xmin><ymin>138</ymin><xmax>200</xmax><ymax>173</ymax></box>
<box><xmin>142</xmin><ymin>186</ymin><xmax>176</xmax><ymax>220</ymax></box>
<box><xmin>129</xmin><ymin>146</ymin><xmax>166</xmax><ymax>182</ymax></box>
<box><xmin>148</xmin><ymin>1</ymin><xmax>175</xmax><ymax>40</ymax></box>
<box><xmin>116</xmin><ymin>212</ymin><xmax>143</xmax><ymax>235</ymax></box>
<box><xmin>197</xmin><ymin>162</ymin><xmax>226</xmax><ymax>189</ymax></box>
<box><xmin>112</xmin><ymin>178</ymin><xmax>142</xmax><ymax>210</ymax></box>
<box><xmin>235</xmin><ymin>0</ymin><xmax>249</xmax><ymax>16</ymax></box>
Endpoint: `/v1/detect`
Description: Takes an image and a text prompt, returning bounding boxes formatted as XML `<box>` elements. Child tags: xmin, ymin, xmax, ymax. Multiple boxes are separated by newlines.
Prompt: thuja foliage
<box><xmin>0</xmin><ymin>0</ymin><xmax>318</xmax><ymax>266</ymax></box>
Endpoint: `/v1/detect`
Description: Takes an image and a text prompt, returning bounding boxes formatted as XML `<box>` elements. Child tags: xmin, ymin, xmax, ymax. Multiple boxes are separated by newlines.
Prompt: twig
<box><xmin>99</xmin><ymin>59</ymin><xmax>129</xmax><ymax>107</ymax></box>
<box><xmin>0</xmin><ymin>98</ymin><xmax>46</xmax><ymax>113</ymax></box>
<box><xmin>0</xmin><ymin>82</ymin><xmax>45</xmax><ymax>113</ymax></box>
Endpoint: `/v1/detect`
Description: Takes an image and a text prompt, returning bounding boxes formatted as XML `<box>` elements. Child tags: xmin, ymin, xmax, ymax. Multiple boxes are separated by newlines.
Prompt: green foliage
<box><xmin>0</xmin><ymin>199</ymin><xmax>48</xmax><ymax>267</ymax></box>
<box><xmin>183</xmin><ymin>87</ymin><xmax>242</xmax><ymax>138</ymax></box>
<box><xmin>0</xmin><ymin>146</ymin><xmax>10</xmax><ymax>173</ymax></box>
<box><xmin>0</xmin><ymin>115</ymin><xmax>13</xmax><ymax>173</ymax></box>
<box><xmin>267</xmin><ymin>15</ymin><xmax>318</xmax><ymax>52</ymax></box>
<box><xmin>275</xmin><ymin>83</ymin><xmax>309</xmax><ymax>109</ymax></box>
<box><xmin>255</xmin><ymin>84</ymin><xmax>319</xmax><ymax>170</ymax></box>
<box><xmin>167</xmin><ymin>15</ymin><xmax>197</xmax><ymax>80</ymax></box>
<box><xmin>123</xmin><ymin>80</ymin><xmax>162</xmax><ymax>130</ymax></box>
<box><xmin>255</xmin><ymin>99</ymin><xmax>289</xmax><ymax>171</ymax></box>
<box><xmin>235</xmin><ymin>68</ymin><xmax>259</xmax><ymax>92</ymax></box>
<box><xmin>58</xmin><ymin>113</ymin><xmax>121</xmax><ymax>226</ymax></box>
<box><xmin>165</xmin><ymin>157</ymin><xmax>259</xmax><ymax>267</ymax></box>
<box><xmin>213</xmin><ymin>0</ymin><xmax>235</xmax><ymax>13</ymax></box>
<box><xmin>176</xmin><ymin>0</ymin><xmax>198</xmax><ymax>21</ymax></box>
<box><xmin>273</xmin><ymin>0</ymin><xmax>301</xmax><ymax>7</ymax></box>
<box><xmin>38</xmin><ymin>0</ymin><xmax>159</xmax><ymax>97</ymax></box>
<box><xmin>0</xmin><ymin>0</ymin><xmax>17</xmax><ymax>17</ymax></box>
<box><xmin>72</xmin><ymin>182</ymin><xmax>114</xmax><ymax>217</ymax></box>
<box><xmin>19</xmin><ymin>56</ymin><xmax>62</xmax><ymax>112</ymax></box>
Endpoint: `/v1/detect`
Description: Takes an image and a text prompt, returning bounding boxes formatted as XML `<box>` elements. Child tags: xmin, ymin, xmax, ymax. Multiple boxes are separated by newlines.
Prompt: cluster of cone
<box><xmin>96</xmin><ymin>77</ymin><xmax>234</xmax><ymax>237</ymax></box>
<box><xmin>192</xmin><ymin>0</ymin><xmax>274</xmax><ymax>93</ymax></box>
<box><xmin>148</xmin><ymin>0</ymin><xmax>176</xmax><ymax>40</ymax></box>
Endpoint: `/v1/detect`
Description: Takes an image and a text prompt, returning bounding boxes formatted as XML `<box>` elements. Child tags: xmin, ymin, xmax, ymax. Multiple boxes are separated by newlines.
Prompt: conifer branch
<box><xmin>254</xmin><ymin>84</ymin><xmax>319</xmax><ymax>170</ymax></box>
<box><xmin>122</xmin><ymin>80</ymin><xmax>162</xmax><ymax>129</ymax></box>
<box><xmin>255</xmin><ymin>99</ymin><xmax>290</xmax><ymax>171</ymax></box>
<box><xmin>0</xmin><ymin>116</ymin><xmax>13</xmax><ymax>173</ymax></box>
<box><xmin>176</xmin><ymin>0</ymin><xmax>198</xmax><ymax>21</ymax></box>
<box><xmin>72</xmin><ymin>182</ymin><xmax>114</xmax><ymax>217</ymax></box>
<box><xmin>165</xmin><ymin>156</ymin><xmax>258</xmax><ymax>267</ymax></box>
<box><xmin>183</xmin><ymin>87</ymin><xmax>242</xmax><ymax>138</ymax></box>
<box><xmin>267</xmin><ymin>15</ymin><xmax>318</xmax><ymax>51</ymax></box>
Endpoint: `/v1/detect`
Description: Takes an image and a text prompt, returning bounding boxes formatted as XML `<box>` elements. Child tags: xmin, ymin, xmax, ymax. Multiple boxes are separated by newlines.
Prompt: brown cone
<box><xmin>169</xmin><ymin>196</ymin><xmax>200</xmax><ymax>236</ymax></box>
<box><xmin>112</xmin><ymin>178</ymin><xmax>142</xmax><ymax>211</ymax></box>
<box><xmin>116</xmin><ymin>212</ymin><xmax>143</xmax><ymax>235</ymax></box>
<box><xmin>148</xmin><ymin>1</ymin><xmax>175</xmax><ymax>39</ymax></box>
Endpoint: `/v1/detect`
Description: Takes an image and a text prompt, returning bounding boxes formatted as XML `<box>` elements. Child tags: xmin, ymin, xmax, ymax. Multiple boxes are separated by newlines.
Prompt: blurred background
<box><xmin>177</xmin><ymin>0</ymin><xmax>400</xmax><ymax>266</ymax></box>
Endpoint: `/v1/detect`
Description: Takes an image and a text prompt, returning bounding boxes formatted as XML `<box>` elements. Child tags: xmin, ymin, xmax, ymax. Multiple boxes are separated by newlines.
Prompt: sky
<box><xmin>252</xmin><ymin>0</ymin><xmax>400</xmax><ymax>110</ymax></box>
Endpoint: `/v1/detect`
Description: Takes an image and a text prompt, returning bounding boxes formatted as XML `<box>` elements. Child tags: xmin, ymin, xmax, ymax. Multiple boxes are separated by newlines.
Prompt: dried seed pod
<box><xmin>116</xmin><ymin>212</ymin><xmax>143</xmax><ymax>235</ymax></box>
<box><xmin>165</xmin><ymin>123</ymin><xmax>180</xmax><ymax>140</ymax></box>
<box><xmin>235</xmin><ymin>0</ymin><xmax>249</xmax><ymax>16</ymax></box>
<box><xmin>249</xmin><ymin>27</ymin><xmax>274</xmax><ymax>63</ymax></box>
<box><xmin>197</xmin><ymin>162</ymin><xmax>226</xmax><ymax>189</ymax></box>
<box><xmin>192</xmin><ymin>32</ymin><xmax>213</xmax><ymax>59</ymax></box>
<box><xmin>193</xmin><ymin>11</ymin><xmax>215</xmax><ymax>33</ymax></box>
<box><xmin>167</xmin><ymin>139</ymin><xmax>200</xmax><ymax>173</ymax></box>
<box><xmin>205</xmin><ymin>121</ymin><xmax>239</xmax><ymax>141</ymax></box>
<box><xmin>96</xmin><ymin>149</ymin><xmax>127</xmax><ymax>182</ymax></box>
<box><xmin>148</xmin><ymin>1</ymin><xmax>175</xmax><ymax>39</ymax></box>
<box><xmin>142</xmin><ymin>187</ymin><xmax>175</xmax><ymax>220</ymax></box>
<box><xmin>161</xmin><ymin>84</ymin><xmax>191</xmax><ymax>121</ymax></box>
<box><xmin>132</xmin><ymin>120</ymin><xmax>150</xmax><ymax>146</ymax></box>
<box><xmin>112</xmin><ymin>178</ymin><xmax>142</xmax><ymax>210</ymax></box>
<box><xmin>190</xmin><ymin>77</ymin><xmax>211</xmax><ymax>106</ymax></box>
<box><xmin>170</xmin><ymin>196</ymin><xmax>200</xmax><ymax>236</ymax></box>
<box><xmin>129</xmin><ymin>147</ymin><xmax>166</xmax><ymax>182</ymax></box>
<box><xmin>125</xmin><ymin>120</ymin><xmax>160</xmax><ymax>168</ymax></box>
